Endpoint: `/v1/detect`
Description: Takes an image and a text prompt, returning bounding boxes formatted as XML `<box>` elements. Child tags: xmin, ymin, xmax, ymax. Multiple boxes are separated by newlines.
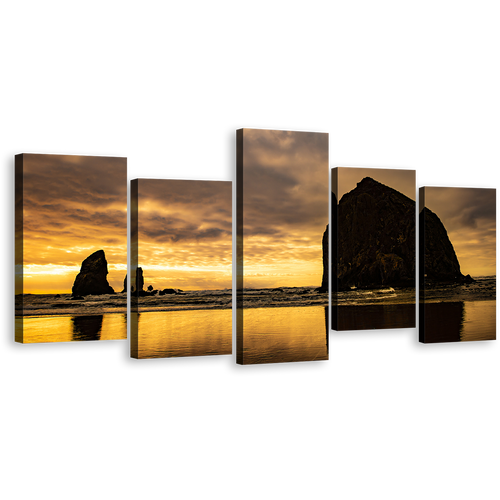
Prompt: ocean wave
<box><xmin>17</xmin><ymin>283</ymin><xmax>423</xmax><ymax>315</ymax></box>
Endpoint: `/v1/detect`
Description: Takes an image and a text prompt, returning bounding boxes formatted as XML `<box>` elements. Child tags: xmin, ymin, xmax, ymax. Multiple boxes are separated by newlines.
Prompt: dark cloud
<box><xmin>194</xmin><ymin>228</ymin><xmax>229</xmax><ymax>240</ymax></box>
<box><xmin>241</xmin><ymin>129</ymin><xmax>329</xmax><ymax>237</ymax></box>
<box><xmin>423</xmin><ymin>187</ymin><xmax>496</xmax><ymax>276</ymax></box>
<box><xmin>22</xmin><ymin>154</ymin><xmax>127</xmax><ymax>206</ymax></box>
<box><xmin>19</xmin><ymin>154</ymin><xmax>127</xmax><ymax>292</ymax></box>
<box><xmin>140</xmin><ymin>223</ymin><xmax>230</xmax><ymax>243</ymax></box>
<box><xmin>423</xmin><ymin>187</ymin><xmax>496</xmax><ymax>231</ymax></box>
<box><xmin>239</xmin><ymin>129</ymin><xmax>328</xmax><ymax>287</ymax></box>
<box><xmin>136</xmin><ymin>178</ymin><xmax>232</xmax><ymax>244</ymax></box>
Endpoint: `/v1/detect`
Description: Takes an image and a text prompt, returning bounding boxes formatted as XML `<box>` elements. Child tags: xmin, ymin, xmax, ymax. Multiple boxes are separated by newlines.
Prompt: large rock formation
<box><xmin>131</xmin><ymin>267</ymin><xmax>144</xmax><ymax>295</ymax></box>
<box><xmin>424</xmin><ymin>208</ymin><xmax>466</xmax><ymax>282</ymax></box>
<box><xmin>72</xmin><ymin>250</ymin><xmax>115</xmax><ymax>296</ymax></box>
<box><xmin>121</xmin><ymin>275</ymin><xmax>127</xmax><ymax>293</ymax></box>
<box><xmin>321</xmin><ymin>177</ymin><xmax>464</xmax><ymax>291</ymax></box>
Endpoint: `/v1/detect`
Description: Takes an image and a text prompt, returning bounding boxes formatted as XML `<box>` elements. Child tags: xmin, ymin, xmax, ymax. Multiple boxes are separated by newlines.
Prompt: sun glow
<box><xmin>22</xmin><ymin>264</ymin><xmax>80</xmax><ymax>276</ymax></box>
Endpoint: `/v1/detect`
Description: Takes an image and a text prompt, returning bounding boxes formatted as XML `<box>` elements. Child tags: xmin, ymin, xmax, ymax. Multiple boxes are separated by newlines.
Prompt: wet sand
<box><xmin>333</xmin><ymin>304</ymin><xmax>416</xmax><ymax>331</ymax></box>
<box><xmin>420</xmin><ymin>300</ymin><xmax>496</xmax><ymax>343</ymax></box>
<box><xmin>14</xmin><ymin>300</ymin><xmax>498</xmax><ymax>364</ymax></box>
<box><xmin>15</xmin><ymin>314</ymin><xmax>127</xmax><ymax>343</ymax></box>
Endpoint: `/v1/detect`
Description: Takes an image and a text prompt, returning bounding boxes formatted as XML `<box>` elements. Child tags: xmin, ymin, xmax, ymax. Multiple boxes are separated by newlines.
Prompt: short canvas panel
<box><xmin>130</xmin><ymin>179</ymin><xmax>232</xmax><ymax>359</ymax></box>
<box><xmin>331</xmin><ymin>167</ymin><xmax>416</xmax><ymax>331</ymax></box>
<box><xmin>15</xmin><ymin>154</ymin><xmax>127</xmax><ymax>343</ymax></box>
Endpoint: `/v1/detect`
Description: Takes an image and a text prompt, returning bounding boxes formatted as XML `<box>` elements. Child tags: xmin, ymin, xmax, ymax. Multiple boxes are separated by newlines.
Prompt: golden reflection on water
<box><xmin>132</xmin><ymin>306</ymin><xmax>327</xmax><ymax>361</ymax></box>
<box><xmin>132</xmin><ymin>309</ymin><xmax>232</xmax><ymax>359</ymax></box>
<box><xmin>14</xmin><ymin>301</ymin><xmax>498</xmax><ymax>354</ymax></box>
<box><xmin>238</xmin><ymin>306</ymin><xmax>329</xmax><ymax>365</ymax></box>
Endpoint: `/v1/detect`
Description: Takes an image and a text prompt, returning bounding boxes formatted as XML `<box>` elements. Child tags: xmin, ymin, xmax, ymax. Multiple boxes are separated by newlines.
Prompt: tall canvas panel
<box><xmin>15</xmin><ymin>154</ymin><xmax>127</xmax><ymax>343</ymax></box>
<box><xmin>331</xmin><ymin>167</ymin><xmax>416</xmax><ymax>331</ymax></box>
<box><xmin>236</xmin><ymin>129</ymin><xmax>329</xmax><ymax>365</ymax></box>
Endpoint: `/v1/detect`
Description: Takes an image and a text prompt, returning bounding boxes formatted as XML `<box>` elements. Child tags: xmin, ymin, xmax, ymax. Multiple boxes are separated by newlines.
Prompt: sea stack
<box><xmin>133</xmin><ymin>267</ymin><xmax>144</xmax><ymax>295</ymax></box>
<box><xmin>122</xmin><ymin>267</ymin><xmax>144</xmax><ymax>292</ymax></box>
<box><xmin>72</xmin><ymin>250</ymin><xmax>115</xmax><ymax>296</ymax></box>
<box><xmin>321</xmin><ymin>177</ymin><xmax>464</xmax><ymax>291</ymax></box>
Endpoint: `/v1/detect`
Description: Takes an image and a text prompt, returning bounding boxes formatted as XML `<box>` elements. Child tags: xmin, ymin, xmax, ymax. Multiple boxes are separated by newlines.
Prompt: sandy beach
<box><xmin>16</xmin><ymin>313</ymin><xmax>127</xmax><ymax>344</ymax></box>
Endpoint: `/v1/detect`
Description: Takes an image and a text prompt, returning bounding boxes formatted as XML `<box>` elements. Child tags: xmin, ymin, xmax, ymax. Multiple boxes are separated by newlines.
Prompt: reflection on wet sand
<box><xmin>15</xmin><ymin>314</ymin><xmax>127</xmax><ymax>344</ymax></box>
<box><xmin>334</xmin><ymin>304</ymin><xmax>416</xmax><ymax>331</ymax></box>
<box><xmin>131</xmin><ymin>309</ymin><xmax>232</xmax><ymax>359</ymax></box>
<box><xmin>325</xmin><ymin>300</ymin><xmax>498</xmax><ymax>346</ymax></box>
<box><xmin>424</xmin><ymin>301</ymin><xmax>464</xmax><ymax>344</ymax></box>
<box><xmin>71</xmin><ymin>315</ymin><xmax>103</xmax><ymax>341</ymax></box>
<box><xmin>237</xmin><ymin>306</ymin><xmax>329</xmax><ymax>365</ymax></box>
<box><xmin>131</xmin><ymin>306</ymin><xmax>329</xmax><ymax>365</ymax></box>
<box><xmin>420</xmin><ymin>301</ymin><xmax>496</xmax><ymax>343</ymax></box>
<box><xmin>325</xmin><ymin>304</ymin><xmax>416</xmax><ymax>352</ymax></box>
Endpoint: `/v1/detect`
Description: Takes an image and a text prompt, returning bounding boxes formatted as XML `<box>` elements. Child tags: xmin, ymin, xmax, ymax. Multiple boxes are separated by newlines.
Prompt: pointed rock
<box><xmin>72</xmin><ymin>250</ymin><xmax>115</xmax><ymax>296</ymax></box>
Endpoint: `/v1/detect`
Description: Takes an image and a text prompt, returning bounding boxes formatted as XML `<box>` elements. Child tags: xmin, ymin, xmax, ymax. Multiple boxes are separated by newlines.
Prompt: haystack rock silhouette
<box><xmin>321</xmin><ymin>177</ymin><xmax>466</xmax><ymax>291</ymax></box>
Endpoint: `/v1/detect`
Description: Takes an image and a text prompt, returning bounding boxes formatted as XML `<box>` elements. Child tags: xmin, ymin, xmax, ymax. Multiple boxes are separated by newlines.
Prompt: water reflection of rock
<box><xmin>71</xmin><ymin>315</ymin><xmax>103</xmax><ymax>341</ymax></box>
<box><xmin>325</xmin><ymin>301</ymin><xmax>465</xmax><ymax>344</ymax></box>
<box><xmin>333</xmin><ymin>303</ymin><xmax>416</xmax><ymax>331</ymax></box>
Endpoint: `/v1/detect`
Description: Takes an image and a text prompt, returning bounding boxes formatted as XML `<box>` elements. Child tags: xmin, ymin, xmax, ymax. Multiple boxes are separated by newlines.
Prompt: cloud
<box><xmin>21</xmin><ymin>154</ymin><xmax>126</xmax><ymax>206</ymax></box>
<box><xmin>239</xmin><ymin>129</ymin><xmax>329</xmax><ymax>287</ymax></box>
<box><xmin>134</xmin><ymin>179</ymin><xmax>232</xmax><ymax>290</ymax></box>
<box><xmin>19</xmin><ymin>154</ymin><xmax>127</xmax><ymax>292</ymax></box>
<box><xmin>135</xmin><ymin>178</ymin><xmax>232</xmax><ymax>241</ymax></box>
<box><xmin>241</xmin><ymin>130</ymin><xmax>329</xmax><ymax>237</ymax></box>
<box><xmin>423</xmin><ymin>187</ymin><xmax>496</xmax><ymax>276</ymax></box>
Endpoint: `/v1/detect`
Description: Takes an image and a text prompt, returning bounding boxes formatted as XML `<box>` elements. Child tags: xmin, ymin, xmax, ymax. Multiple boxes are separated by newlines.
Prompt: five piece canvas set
<box><xmin>15</xmin><ymin>129</ymin><xmax>497</xmax><ymax>364</ymax></box>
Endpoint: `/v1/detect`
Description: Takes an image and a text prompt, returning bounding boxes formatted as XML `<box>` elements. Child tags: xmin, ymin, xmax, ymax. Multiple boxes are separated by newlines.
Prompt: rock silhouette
<box><xmin>131</xmin><ymin>267</ymin><xmax>144</xmax><ymax>295</ymax></box>
<box><xmin>425</xmin><ymin>208</ymin><xmax>464</xmax><ymax>282</ymax></box>
<box><xmin>72</xmin><ymin>250</ymin><xmax>115</xmax><ymax>296</ymax></box>
<box><xmin>121</xmin><ymin>275</ymin><xmax>127</xmax><ymax>293</ymax></box>
<box><xmin>321</xmin><ymin>177</ymin><xmax>464</xmax><ymax>291</ymax></box>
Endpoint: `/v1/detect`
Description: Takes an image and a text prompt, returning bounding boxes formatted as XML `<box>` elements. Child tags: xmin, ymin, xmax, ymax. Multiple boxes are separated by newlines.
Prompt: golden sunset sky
<box><xmin>134</xmin><ymin>179</ymin><xmax>232</xmax><ymax>290</ymax></box>
<box><xmin>423</xmin><ymin>187</ymin><xmax>496</xmax><ymax>277</ymax></box>
<box><xmin>240</xmin><ymin>129</ymin><xmax>329</xmax><ymax>288</ymax></box>
<box><xmin>138</xmin><ymin>129</ymin><xmax>329</xmax><ymax>290</ymax></box>
<box><xmin>333</xmin><ymin>171</ymin><xmax>495</xmax><ymax>278</ymax></box>
<box><xmin>20</xmin><ymin>154</ymin><xmax>491</xmax><ymax>297</ymax></box>
<box><xmin>16</xmin><ymin>154</ymin><xmax>127</xmax><ymax>294</ymax></box>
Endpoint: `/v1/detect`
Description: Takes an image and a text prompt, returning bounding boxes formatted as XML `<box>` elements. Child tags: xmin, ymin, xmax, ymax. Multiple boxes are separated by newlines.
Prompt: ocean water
<box><xmin>17</xmin><ymin>286</ymin><xmax>327</xmax><ymax>317</ymax></box>
<box><xmin>17</xmin><ymin>278</ymin><xmax>492</xmax><ymax>315</ymax></box>
<box><xmin>14</xmin><ymin>276</ymin><xmax>498</xmax><ymax>352</ymax></box>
